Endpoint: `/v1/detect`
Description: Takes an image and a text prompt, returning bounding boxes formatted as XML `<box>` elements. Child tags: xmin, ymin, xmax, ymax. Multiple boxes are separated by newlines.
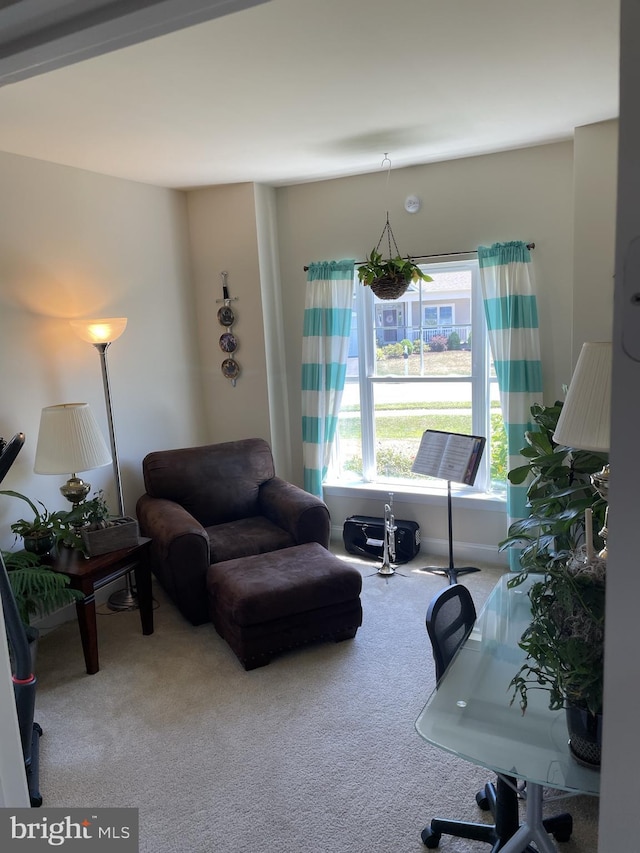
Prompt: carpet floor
<box><xmin>33</xmin><ymin>548</ymin><xmax>599</xmax><ymax>852</ymax></box>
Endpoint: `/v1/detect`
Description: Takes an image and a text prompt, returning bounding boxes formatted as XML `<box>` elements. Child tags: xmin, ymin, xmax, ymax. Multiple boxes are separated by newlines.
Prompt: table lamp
<box><xmin>70</xmin><ymin>317</ymin><xmax>135</xmax><ymax>610</ymax></box>
<box><xmin>34</xmin><ymin>403</ymin><xmax>111</xmax><ymax>504</ymax></box>
<box><xmin>552</xmin><ymin>341</ymin><xmax>611</xmax><ymax>557</ymax></box>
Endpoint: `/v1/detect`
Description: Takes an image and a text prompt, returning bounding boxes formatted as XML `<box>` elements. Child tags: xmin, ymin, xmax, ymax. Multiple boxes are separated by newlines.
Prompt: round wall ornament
<box><xmin>219</xmin><ymin>332</ymin><xmax>238</xmax><ymax>353</ymax></box>
<box><xmin>221</xmin><ymin>358</ymin><xmax>240</xmax><ymax>381</ymax></box>
<box><xmin>217</xmin><ymin>305</ymin><xmax>235</xmax><ymax>326</ymax></box>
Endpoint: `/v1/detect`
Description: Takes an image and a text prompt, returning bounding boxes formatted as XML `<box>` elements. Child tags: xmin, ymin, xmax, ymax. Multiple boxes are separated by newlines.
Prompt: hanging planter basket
<box><xmin>370</xmin><ymin>275</ymin><xmax>410</xmax><ymax>301</ymax></box>
<box><xmin>357</xmin><ymin>213</ymin><xmax>432</xmax><ymax>301</ymax></box>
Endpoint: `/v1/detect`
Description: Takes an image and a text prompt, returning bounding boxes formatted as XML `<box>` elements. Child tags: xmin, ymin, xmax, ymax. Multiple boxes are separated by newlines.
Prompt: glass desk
<box><xmin>415</xmin><ymin>574</ymin><xmax>599</xmax><ymax>852</ymax></box>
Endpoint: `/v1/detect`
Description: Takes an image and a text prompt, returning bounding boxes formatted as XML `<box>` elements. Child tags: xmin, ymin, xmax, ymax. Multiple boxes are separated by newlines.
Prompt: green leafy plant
<box><xmin>502</xmin><ymin>401</ymin><xmax>607</xmax><ymax>723</ymax></box>
<box><xmin>499</xmin><ymin>402</ymin><xmax>608</xmax><ymax>570</ymax></box>
<box><xmin>0</xmin><ymin>490</ymin><xmax>68</xmax><ymax>546</ymax></box>
<box><xmin>56</xmin><ymin>491</ymin><xmax>111</xmax><ymax>552</ymax></box>
<box><xmin>357</xmin><ymin>249</ymin><xmax>433</xmax><ymax>287</ymax></box>
<box><xmin>447</xmin><ymin>331</ymin><xmax>462</xmax><ymax>350</ymax></box>
<box><xmin>1</xmin><ymin>549</ymin><xmax>83</xmax><ymax>627</ymax></box>
<box><xmin>509</xmin><ymin>557</ymin><xmax>605</xmax><ymax>717</ymax></box>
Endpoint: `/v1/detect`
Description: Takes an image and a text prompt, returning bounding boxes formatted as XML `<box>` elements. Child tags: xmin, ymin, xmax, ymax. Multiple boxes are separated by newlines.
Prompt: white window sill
<box><xmin>322</xmin><ymin>480</ymin><xmax>507</xmax><ymax>512</ymax></box>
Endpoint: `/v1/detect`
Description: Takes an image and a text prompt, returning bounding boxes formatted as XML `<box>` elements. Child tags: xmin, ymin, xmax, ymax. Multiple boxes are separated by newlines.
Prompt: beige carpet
<box><xmin>32</xmin><ymin>548</ymin><xmax>599</xmax><ymax>852</ymax></box>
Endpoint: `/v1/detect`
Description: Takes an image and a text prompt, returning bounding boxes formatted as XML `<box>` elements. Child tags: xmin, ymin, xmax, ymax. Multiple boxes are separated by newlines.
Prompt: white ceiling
<box><xmin>0</xmin><ymin>0</ymin><xmax>621</xmax><ymax>189</ymax></box>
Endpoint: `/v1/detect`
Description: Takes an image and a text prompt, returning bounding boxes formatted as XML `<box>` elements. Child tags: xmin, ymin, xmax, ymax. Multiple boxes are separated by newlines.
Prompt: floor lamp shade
<box><xmin>553</xmin><ymin>342</ymin><xmax>611</xmax><ymax>453</ymax></box>
<box><xmin>69</xmin><ymin>318</ymin><xmax>127</xmax><ymax>345</ymax></box>
<box><xmin>34</xmin><ymin>403</ymin><xmax>111</xmax><ymax>475</ymax></box>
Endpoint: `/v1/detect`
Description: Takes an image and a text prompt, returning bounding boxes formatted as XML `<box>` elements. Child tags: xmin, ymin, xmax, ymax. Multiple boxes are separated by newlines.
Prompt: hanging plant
<box><xmin>357</xmin><ymin>214</ymin><xmax>432</xmax><ymax>300</ymax></box>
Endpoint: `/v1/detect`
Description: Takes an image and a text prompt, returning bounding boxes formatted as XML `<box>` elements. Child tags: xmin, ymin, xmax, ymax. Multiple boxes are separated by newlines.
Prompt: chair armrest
<box><xmin>136</xmin><ymin>494</ymin><xmax>211</xmax><ymax>625</ymax></box>
<box><xmin>258</xmin><ymin>477</ymin><xmax>330</xmax><ymax>548</ymax></box>
<box><xmin>136</xmin><ymin>494</ymin><xmax>208</xmax><ymax>557</ymax></box>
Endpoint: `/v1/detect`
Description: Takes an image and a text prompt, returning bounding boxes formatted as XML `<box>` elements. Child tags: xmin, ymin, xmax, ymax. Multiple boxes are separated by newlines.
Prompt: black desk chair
<box><xmin>421</xmin><ymin>583</ymin><xmax>572</xmax><ymax>850</ymax></box>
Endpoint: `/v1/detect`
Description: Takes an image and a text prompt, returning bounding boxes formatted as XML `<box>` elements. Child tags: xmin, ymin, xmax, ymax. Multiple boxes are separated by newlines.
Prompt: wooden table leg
<box><xmin>75</xmin><ymin>594</ymin><xmax>99</xmax><ymax>675</ymax></box>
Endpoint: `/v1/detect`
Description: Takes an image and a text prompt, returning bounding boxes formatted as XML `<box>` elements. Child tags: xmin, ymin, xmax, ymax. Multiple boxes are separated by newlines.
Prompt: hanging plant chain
<box><xmin>375</xmin><ymin>212</ymin><xmax>402</xmax><ymax>260</ymax></box>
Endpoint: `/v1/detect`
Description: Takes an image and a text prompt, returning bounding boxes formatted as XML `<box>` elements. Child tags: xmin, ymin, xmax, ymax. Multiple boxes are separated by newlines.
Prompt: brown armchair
<box><xmin>136</xmin><ymin>438</ymin><xmax>330</xmax><ymax>625</ymax></box>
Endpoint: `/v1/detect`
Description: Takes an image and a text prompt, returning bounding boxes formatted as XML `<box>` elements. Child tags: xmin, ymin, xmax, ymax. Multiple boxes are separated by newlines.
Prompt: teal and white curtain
<box><xmin>302</xmin><ymin>260</ymin><xmax>355</xmax><ymax>498</ymax></box>
<box><xmin>477</xmin><ymin>241</ymin><xmax>543</xmax><ymax>570</ymax></box>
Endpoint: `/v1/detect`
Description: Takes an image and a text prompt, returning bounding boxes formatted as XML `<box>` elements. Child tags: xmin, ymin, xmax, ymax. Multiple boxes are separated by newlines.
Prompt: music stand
<box><xmin>411</xmin><ymin>429</ymin><xmax>486</xmax><ymax>585</ymax></box>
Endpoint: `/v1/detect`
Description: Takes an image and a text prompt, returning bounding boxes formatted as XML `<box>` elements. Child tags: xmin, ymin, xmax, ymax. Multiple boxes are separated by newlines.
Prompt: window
<box><xmin>424</xmin><ymin>304</ymin><xmax>454</xmax><ymax>328</ymax></box>
<box><xmin>329</xmin><ymin>258</ymin><xmax>506</xmax><ymax>494</ymax></box>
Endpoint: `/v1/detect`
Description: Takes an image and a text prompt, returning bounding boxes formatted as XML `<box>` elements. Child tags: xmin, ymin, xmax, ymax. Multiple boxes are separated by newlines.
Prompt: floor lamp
<box><xmin>70</xmin><ymin>317</ymin><xmax>137</xmax><ymax>610</ymax></box>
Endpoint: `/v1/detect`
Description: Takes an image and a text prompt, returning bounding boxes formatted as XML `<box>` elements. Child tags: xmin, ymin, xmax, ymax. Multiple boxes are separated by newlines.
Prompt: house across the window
<box><xmin>374</xmin><ymin>269</ymin><xmax>470</xmax><ymax>351</ymax></box>
<box><xmin>330</xmin><ymin>259</ymin><xmax>506</xmax><ymax>495</ymax></box>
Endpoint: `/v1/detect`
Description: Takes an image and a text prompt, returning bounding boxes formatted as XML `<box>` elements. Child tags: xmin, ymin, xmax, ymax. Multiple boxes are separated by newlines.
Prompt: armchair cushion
<box><xmin>136</xmin><ymin>438</ymin><xmax>330</xmax><ymax>625</ymax></box>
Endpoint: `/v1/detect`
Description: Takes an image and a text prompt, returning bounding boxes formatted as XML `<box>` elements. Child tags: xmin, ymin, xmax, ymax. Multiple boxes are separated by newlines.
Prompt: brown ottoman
<box><xmin>206</xmin><ymin>542</ymin><xmax>363</xmax><ymax>670</ymax></box>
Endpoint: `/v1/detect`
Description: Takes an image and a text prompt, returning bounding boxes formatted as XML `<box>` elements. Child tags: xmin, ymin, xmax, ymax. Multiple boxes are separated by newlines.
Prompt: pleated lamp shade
<box><xmin>34</xmin><ymin>403</ymin><xmax>112</xmax><ymax>475</ymax></box>
<box><xmin>553</xmin><ymin>342</ymin><xmax>612</xmax><ymax>452</ymax></box>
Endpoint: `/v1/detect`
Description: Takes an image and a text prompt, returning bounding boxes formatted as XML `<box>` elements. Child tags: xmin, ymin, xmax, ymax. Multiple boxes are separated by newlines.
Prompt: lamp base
<box><xmin>107</xmin><ymin>582</ymin><xmax>138</xmax><ymax>612</ymax></box>
<box><xmin>60</xmin><ymin>475</ymin><xmax>91</xmax><ymax>505</ymax></box>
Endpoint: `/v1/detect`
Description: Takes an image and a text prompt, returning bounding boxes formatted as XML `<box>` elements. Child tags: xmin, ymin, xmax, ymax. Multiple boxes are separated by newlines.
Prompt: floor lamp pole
<box><xmin>95</xmin><ymin>343</ymin><xmax>124</xmax><ymax>516</ymax></box>
<box><xmin>94</xmin><ymin>342</ymin><xmax>138</xmax><ymax>612</ymax></box>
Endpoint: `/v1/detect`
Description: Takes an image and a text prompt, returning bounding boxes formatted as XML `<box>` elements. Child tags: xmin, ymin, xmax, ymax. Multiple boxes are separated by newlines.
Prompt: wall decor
<box><xmin>216</xmin><ymin>271</ymin><xmax>240</xmax><ymax>386</ymax></box>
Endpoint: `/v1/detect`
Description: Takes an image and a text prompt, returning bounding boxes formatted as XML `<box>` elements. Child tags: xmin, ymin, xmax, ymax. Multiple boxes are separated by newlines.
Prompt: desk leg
<box><xmin>134</xmin><ymin>558</ymin><xmax>154</xmax><ymax>636</ymax></box>
<box><xmin>499</xmin><ymin>783</ymin><xmax>557</xmax><ymax>853</ymax></box>
<box><xmin>75</xmin><ymin>595</ymin><xmax>99</xmax><ymax>675</ymax></box>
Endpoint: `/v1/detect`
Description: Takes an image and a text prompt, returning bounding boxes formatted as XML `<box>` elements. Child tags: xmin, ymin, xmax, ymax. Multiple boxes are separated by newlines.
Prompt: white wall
<box><xmin>572</xmin><ymin>120</ymin><xmax>618</xmax><ymax>361</ymax></box>
<box><xmin>0</xmin><ymin>152</ymin><xmax>207</xmax><ymax>548</ymax></box>
<box><xmin>0</xmin><ymin>120</ymin><xmax>623</xmax><ymax>831</ymax></box>
<box><xmin>599</xmin><ymin>1</ymin><xmax>640</xmax><ymax>845</ymax></box>
<box><xmin>186</xmin><ymin>183</ymin><xmax>273</xmax><ymax>450</ymax></box>
<box><xmin>0</xmin><ymin>126</ymin><xmax>618</xmax><ymax>560</ymax></box>
<box><xmin>275</xmin><ymin>141</ymin><xmax>576</xmax><ymax>556</ymax></box>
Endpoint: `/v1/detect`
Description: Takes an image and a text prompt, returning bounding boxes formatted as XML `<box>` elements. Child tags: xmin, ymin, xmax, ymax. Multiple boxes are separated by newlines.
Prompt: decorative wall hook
<box><xmin>216</xmin><ymin>271</ymin><xmax>240</xmax><ymax>386</ymax></box>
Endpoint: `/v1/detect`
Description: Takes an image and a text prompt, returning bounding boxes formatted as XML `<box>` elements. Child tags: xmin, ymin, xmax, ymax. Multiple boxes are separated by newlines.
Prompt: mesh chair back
<box><xmin>426</xmin><ymin>583</ymin><xmax>477</xmax><ymax>683</ymax></box>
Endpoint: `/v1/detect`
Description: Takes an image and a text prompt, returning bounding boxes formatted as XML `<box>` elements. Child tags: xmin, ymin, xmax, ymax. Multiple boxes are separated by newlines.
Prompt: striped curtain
<box><xmin>302</xmin><ymin>260</ymin><xmax>355</xmax><ymax>498</ymax></box>
<box><xmin>477</xmin><ymin>241</ymin><xmax>543</xmax><ymax>570</ymax></box>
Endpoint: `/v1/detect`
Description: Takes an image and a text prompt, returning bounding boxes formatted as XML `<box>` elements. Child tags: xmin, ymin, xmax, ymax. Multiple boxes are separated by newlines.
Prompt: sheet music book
<box><xmin>411</xmin><ymin>429</ymin><xmax>486</xmax><ymax>486</ymax></box>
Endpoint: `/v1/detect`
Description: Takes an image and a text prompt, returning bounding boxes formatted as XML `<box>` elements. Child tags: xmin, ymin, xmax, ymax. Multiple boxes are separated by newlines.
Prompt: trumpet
<box><xmin>378</xmin><ymin>492</ymin><xmax>397</xmax><ymax>576</ymax></box>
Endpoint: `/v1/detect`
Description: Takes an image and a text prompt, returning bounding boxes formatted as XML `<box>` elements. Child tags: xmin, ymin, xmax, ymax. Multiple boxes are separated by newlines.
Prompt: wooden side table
<box><xmin>52</xmin><ymin>537</ymin><xmax>153</xmax><ymax>674</ymax></box>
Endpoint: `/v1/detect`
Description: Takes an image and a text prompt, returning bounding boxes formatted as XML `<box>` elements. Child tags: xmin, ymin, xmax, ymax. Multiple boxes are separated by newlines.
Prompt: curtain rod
<box><xmin>303</xmin><ymin>242</ymin><xmax>535</xmax><ymax>271</ymax></box>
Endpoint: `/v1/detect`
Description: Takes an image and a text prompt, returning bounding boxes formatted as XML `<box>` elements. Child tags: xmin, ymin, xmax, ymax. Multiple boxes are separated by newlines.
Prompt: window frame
<box><xmin>347</xmin><ymin>255</ymin><xmax>495</xmax><ymax>493</ymax></box>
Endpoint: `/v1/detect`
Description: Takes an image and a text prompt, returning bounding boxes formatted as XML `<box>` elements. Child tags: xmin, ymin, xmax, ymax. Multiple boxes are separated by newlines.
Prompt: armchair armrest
<box><xmin>258</xmin><ymin>477</ymin><xmax>330</xmax><ymax>548</ymax></box>
<box><xmin>136</xmin><ymin>494</ymin><xmax>208</xmax><ymax>557</ymax></box>
<box><xmin>136</xmin><ymin>493</ymin><xmax>211</xmax><ymax>625</ymax></box>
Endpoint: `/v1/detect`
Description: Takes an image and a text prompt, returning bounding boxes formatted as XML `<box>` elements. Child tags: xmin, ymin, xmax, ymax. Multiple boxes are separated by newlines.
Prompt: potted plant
<box><xmin>501</xmin><ymin>401</ymin><xmax>608</xmax><ymax>767</ymax></box>
<box><xmin>357</xmin><ymin>249</ymin><xmax>433</xmax><ymax>300</ymax></box>
<box><xmin>61</xmin><ymin>491</ymin><xmax>138</xmax><ymax>557</ymax></box>
<box><xmin>499</xmin><ymin>401</ymin><xmax>608</xmax><ymax>569</ymax></box>
<box><xmin>1</xmin><ymin>548</ymin><xmax>83</xmax><ymax>637</ymax></box>
<box><xmin>0</xmin><ymin>490</ymin><xmax>68</xmax><ymax>556</ymax></box>
<box><xmin>509</xmin><ymin>553</ymin><xmax>605</xmax><ymax>767</ymax></box>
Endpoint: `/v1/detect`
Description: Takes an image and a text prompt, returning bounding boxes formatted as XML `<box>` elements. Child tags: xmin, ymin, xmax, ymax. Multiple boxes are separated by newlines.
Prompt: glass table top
<box><xmin>415</xmin><ymin>574</ymin><xmax>600</xmax><ymax>796</ymax></box>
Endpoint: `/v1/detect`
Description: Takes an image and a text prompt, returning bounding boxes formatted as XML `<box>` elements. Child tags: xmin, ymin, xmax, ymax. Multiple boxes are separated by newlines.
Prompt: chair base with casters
<box><xmin>421</xmin><ymin>775</ymin><xmax>573</xmax><ymax>850</ymax></box>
